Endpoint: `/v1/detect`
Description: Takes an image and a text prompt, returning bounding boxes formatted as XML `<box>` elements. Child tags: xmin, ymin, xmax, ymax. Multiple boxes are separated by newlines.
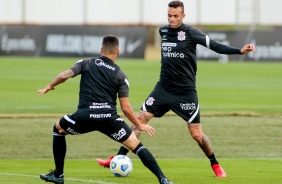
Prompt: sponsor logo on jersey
<box><xmin>146</xmin><ymin>97</ymin><xmax>155</xmax><ymax>106</ymax></box>
<box><xmin>161</xmin><ymin>29</ymin><xmax>168</xmax><ymax>32</ymax></box>
<box><xmin>180</xmin><ymin>103</ymin><xmax>196</xmax><ymax>114</ymax></box>
<box><xmin>95</xmin><ymin>59</ymin><xmax>115</xmax><ymax>71</ymax></box>
<box><xmin>111</xmin><ymin>128</ymin><xmax>126</xmax><ymax>141</ymax></box>
<box><xmin>162</xmin><ymin>35</ymin><xmax>167</xmax><ymax>41</ymax></box>
<box><xmin>90</xmin><ymin>113</ymin><xmax>112</xmax><ymax>118</ymax></box>
<box><xmin>162</xmin><ymin>43</ymin><xmax>177</xmax><ymax>47</ymax></box>
<box><xmin>161</xmin><ymin>42</ymin><xmax>184</xmax><ymax>58</ymax></box>
<box><xmin>162</xmin><ymin>46</ymin><xmax>184</xmax><ymax>58</ymax></box>
<box><xmin>89</xmin><ymin>102</ymin><xmax>111</xmax><ymax>109</ymax></box>
<box><xmin>177</xmin><ymin>31</ymin><xmax>186</xmax><ymax>41</ymax></box>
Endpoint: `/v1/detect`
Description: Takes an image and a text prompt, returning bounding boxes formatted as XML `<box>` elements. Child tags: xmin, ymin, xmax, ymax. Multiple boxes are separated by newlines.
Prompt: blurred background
<box><xmin>0</xmin><ymin>0</ymin><xmax>282</xmax><ymax>61</ymax></box>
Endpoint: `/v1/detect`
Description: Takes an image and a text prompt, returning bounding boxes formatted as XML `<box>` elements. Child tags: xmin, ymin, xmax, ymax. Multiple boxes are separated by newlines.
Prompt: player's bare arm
<box><xmin>37</xmin><ymin>69</ymin><xmax>74</xmax><ymax>94</ymax></box>
<box><xmin>119</xmin><ymin>97</ymin><xmax>155</xmax><ymax>136</ymax></box>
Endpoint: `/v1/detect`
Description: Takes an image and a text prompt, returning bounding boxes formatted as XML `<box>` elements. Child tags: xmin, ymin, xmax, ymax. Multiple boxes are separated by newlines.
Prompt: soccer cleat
<box><xmin>212</xmin><ymin>164</ymin><xmax>227</xmax><ymax>178</ymax></box>
<box><xmin>39</xmin><ymin>170</ymin><xmax>64</xmax><ymax>184</ymax></box>
<box><xmin>160</xmin><ymin>178</ymin><xmax>174</xmax><ymax>184</ymax></box>
<box><xmin>96</xmin><ymin>155</ymin><xmax>114</xmax><ymax>168</ymax></box>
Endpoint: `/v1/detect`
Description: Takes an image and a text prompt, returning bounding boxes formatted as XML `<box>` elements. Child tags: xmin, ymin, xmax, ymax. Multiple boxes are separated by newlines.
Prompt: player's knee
<box><xmin>191</xmin><ymin>132</ymin><xmax>202</xmax><ymax>142</ymax></box>
<box><xmin>53</xmin><ymin>125</ymin><xmax>66</xmax><ymax>136</ymax></box>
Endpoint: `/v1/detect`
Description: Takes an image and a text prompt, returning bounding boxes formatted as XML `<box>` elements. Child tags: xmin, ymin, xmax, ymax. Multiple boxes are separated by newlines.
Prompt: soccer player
<box><xmin>37</xmin><ymin>35</ymin><xmax>173</xmax><ymax>184</ymax></box>
<box><xmin>96</xmin><ymin>0</ymin><xmax>256</xmax><ymax>178</ymax></box>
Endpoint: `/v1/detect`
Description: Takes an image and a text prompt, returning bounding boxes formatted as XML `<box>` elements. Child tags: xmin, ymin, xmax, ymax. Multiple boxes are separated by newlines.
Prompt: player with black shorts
<box><xmin>37</xmin><ymin>35</ymin><xmax>173</xmax><ymax>184</ymax></box>
<box><xmin>142</xmin><ymin>83</ymin><xmax>200</xmax><ymax>123</ymax></box>
<box><xmin>96</xmin><ymin>1</ymin><xmax>256</xmax><ymax>178</ymax></box>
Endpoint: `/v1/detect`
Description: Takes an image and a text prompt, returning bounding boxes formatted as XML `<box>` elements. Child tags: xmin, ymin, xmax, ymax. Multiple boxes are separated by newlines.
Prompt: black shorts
<box><xmin>140</xmin><ymin>83</ymin><xmax>200</xmax><ymax>123</ymax></box>
<box><xmin>58</xmin><ymin>112</ymin><xmax>132</xmax><ymax>143</ymax></box>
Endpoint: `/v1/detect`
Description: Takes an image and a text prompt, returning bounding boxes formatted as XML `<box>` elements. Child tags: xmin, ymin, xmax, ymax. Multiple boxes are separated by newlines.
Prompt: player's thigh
<box><xmin>140</xmin><ymin>83</ymin><xmax>170</xmax><ymax>117</ymax></box>
<box><xmin>170</xmin><ymin>92</ymin><xmax>200</xmax><ymax>123</ymax></box>
<box><xmin>98</xmin><ymin>118</ymin><xmax>132</xmax><ymax>143</ymax></box>
<box><xmin>59</xmin><ymin>114</ymin><xmax>96</xmax><ymax>135</ymax></box>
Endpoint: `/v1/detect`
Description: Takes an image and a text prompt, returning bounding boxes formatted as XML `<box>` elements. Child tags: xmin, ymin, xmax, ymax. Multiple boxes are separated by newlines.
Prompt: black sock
<box><xmin>53</xmin><ymin>135</ymin><xmax>66</xmax><ymax>176</ymax></box>
<box><xmin>208</xmin><ymin>153</ymin><xmax>219</xmax><ymax>166</ymax></box>
<box><xmin>133</xmin><ymin>143</ymin><xmax>166</xmax><ymax>182</ymax></box>
<box><xmin>117</xmin><ymin>146</ymin><xmax>129</xmax><ymax>155</ymax></box>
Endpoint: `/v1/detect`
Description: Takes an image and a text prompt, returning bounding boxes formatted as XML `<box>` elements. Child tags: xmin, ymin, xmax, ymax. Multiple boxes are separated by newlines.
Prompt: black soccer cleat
<box><xmin>39</xmin><ymin>170</ymin><xmax>64</xmax><ymax>184</ymax></box>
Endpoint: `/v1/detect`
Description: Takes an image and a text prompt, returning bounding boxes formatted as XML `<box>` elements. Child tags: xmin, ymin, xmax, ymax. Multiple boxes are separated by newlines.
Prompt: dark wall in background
<box><xmin>0</xmin><ymin>25</ymin><xmax>148</xmax><ymax>58</ymax></box>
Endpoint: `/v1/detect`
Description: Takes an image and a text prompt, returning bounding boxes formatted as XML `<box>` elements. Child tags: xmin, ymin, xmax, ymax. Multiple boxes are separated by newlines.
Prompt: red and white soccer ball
<box><xmin>110</xmin><ymin>155</ymin><xmax>133</xmax><ymax>177</ymax></box>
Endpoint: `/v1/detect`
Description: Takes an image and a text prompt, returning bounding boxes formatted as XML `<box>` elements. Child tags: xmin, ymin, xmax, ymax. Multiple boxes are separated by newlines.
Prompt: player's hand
<box><xmin>137</xmin><ymin>124</ymin><xmax>156</xmax><ymax>136</ymax></box>
<box><xmin>37</xmin><ymin>85</ymin><xmax>55</xmax><ymax>94</ymax></box>
<box><xmin>241</xmin><ymin>44</ymin><xmax>256</xmax><ymax>54</ymax></box>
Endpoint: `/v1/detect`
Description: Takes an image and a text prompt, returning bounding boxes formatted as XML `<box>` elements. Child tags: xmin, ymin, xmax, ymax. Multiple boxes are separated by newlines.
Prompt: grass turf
<box><xmin>0</xmin><ymin>57</ymin><xmax>282</xmax><ymax>183</ymax></box>
<box><xmin>1</xmin><ymin>116</ymin><xmax>282</xmax><ymax>183</ymax></box>
<box><xmin>0</xmin><ymin>56</ymin><xmax>281</xmax><ymax>115</ymax></box>
<box><xmin>0</xmin><ymin>159</ymin><xmax>282</xmax><ymax>184</ymax></box>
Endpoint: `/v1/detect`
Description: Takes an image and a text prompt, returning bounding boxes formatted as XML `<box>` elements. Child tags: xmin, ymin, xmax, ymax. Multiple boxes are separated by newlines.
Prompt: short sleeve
<box><xmin>116</xmin><ymin>69</ymin><xmax>129</xmax><ymax>98</ymax></box>
<box><xmin>70</xmin><ymin>59</ymin><xmax>84</xmax><ymax>77</ymax></box>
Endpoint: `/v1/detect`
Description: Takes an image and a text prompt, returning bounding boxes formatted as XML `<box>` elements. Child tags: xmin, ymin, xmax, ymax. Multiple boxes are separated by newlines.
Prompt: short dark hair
<box><xmin>102</xmin><ymin>35</ymin><xmax>119</xmax><ymax>54</ymax></box>
<box><xmin>168</xmin><ymin>0</ymin><xmax>184</xmax><ymax>13</ymax></box>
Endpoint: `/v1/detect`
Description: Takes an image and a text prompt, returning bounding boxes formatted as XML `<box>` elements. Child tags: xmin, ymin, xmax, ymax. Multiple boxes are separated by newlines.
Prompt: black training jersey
<box><xmin>159</xmin><ymin>24</ymin><xmax>241</xmax><ymax>94</ymax></box>
<box><xmin>70</xmin><ymin>56</ymin><xmax>129</xmax><ymax>119</ymax></box>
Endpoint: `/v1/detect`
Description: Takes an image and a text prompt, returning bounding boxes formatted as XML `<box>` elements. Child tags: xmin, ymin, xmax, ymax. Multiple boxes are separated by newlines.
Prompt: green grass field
<box><xmin>0</xmin><ymin>56</ymin><xmax>282</xmax><ymax>183</ymax></box>
<box><xmin>0</xmin><ymin>56</ymin><xmax>282</xmax><ymax>115</ymax></box>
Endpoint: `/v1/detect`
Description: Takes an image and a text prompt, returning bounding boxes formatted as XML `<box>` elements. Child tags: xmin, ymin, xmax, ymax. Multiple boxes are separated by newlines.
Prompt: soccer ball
<box><xmin>110</xmin><ymin>155</ymin><xmax>133</xmax><ymax>177</ymax></box>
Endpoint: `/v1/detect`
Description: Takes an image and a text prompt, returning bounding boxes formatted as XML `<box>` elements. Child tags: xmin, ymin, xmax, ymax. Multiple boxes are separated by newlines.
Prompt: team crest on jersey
<box><xmin>177</xmin><ymin>31</ymin><xmax>186</xmax><ymax>41</ymax></box>
<box><xmin>146</xmin><ymin>97</ymin><xmax>155</xmax><ymax>106</ymax></box>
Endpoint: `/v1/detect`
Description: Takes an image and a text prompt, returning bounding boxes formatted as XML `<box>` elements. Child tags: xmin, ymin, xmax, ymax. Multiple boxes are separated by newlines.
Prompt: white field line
<box><xmin>0</xmin><ymin>172</ymin><xmax>116</xmax><ymax>184</ymax></box>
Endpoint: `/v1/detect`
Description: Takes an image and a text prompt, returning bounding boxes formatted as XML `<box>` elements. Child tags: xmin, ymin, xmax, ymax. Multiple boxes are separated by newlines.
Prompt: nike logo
<box><xmin>126</xmin><ymin>39</ymin><xmax>143</xmax><ymax>53</ymax></box>
<box><xmin>189</xmin><ymin>110</ymin><xmax>195</xmax><ymax>115</ymax></box>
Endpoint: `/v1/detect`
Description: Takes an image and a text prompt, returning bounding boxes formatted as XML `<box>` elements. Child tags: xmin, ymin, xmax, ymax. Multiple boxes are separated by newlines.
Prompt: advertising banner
<box><xmin>1</xmin><ymin>25</ymin><xmax>282</xmax><ymax>61</ymax></box>
<box><xmin>0</xmin><ymin>25</ymin><xmax>147</xmax><ymax>58</ymax></box>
